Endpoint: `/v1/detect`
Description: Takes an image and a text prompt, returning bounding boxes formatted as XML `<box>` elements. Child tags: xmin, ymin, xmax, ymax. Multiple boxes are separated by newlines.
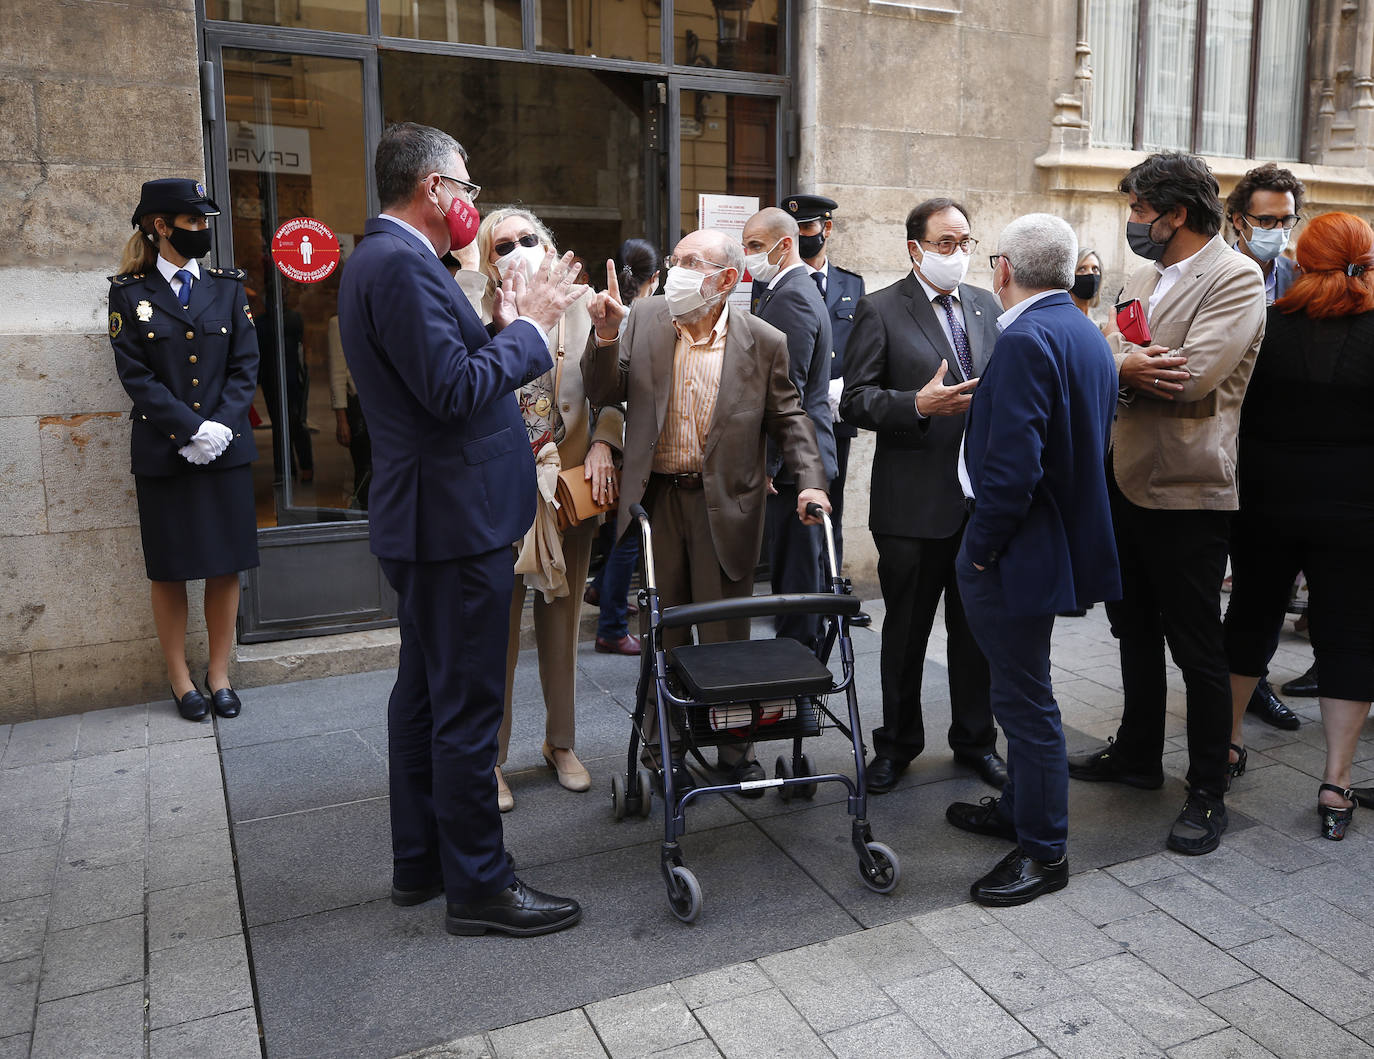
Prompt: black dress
<box><xmin>1223</xmin><ymin>306</ymin><xmax>1374</xmax><ymax>701</ymax></box>
<box><xmin>108</xmin><ymin>263</ymin><xmax>261</xmax><ymax>582</ymax></box>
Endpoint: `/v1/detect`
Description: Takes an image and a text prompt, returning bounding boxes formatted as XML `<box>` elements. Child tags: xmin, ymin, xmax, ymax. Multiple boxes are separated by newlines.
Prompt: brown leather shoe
<box><xmin>595</xmin><ymin>634</ymin><xmax>640</xmax><ymax>656</ymax></box>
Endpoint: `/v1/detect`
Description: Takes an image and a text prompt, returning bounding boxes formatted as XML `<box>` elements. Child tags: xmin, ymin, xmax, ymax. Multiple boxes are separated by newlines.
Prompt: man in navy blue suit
<box><xmin>339</xmin><ymin>122</ymin><xmax>584</xmax><ymax>937</ymax></box>
<box><xmin>944</xmin><ymin>214</ymin><xmax>1121</xmax><ymax>907</ymax></box>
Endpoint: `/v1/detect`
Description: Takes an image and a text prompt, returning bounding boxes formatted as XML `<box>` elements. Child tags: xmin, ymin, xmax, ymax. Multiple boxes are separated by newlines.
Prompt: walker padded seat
<box><xmin>668</xmin><ymin>638</ymin><xmax>834</xmax><ymax>704</ymax></box>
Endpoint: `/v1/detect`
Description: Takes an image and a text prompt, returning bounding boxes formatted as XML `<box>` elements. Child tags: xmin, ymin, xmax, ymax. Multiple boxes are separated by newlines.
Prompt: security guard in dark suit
<box><xmin>110</xmin><ymin>177</ymin><xmax>260</xmax><ymax>722</ymax></box>
<box><xmin>784</xmin><ymin>194</ymin><xmax>868</xmax><ymax>618</ymax></box>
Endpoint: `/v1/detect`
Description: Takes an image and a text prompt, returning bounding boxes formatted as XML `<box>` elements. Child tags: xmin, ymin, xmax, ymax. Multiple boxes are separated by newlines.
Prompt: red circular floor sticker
<box><xmin>271</xmin><ymin>217</ymin><xmax>340</xmax><ymax>283</ymax></box>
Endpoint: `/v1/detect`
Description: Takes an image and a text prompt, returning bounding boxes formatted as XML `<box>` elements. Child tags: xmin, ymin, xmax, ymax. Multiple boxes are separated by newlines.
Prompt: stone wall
<box><xmin>1</xmin><ymin>0</ymin><xmax>206</xmax><ymax>721</ymax></box>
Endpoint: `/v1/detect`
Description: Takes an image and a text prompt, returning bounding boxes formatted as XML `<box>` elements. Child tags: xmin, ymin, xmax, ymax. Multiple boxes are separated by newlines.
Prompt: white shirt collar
<box><xmin>767</xmin><ymin>262</ymin><xmax>807</xmax><ymax>290</ymax></box>
<box><xmin>379</xmin><ymin>212</ymin><xmax>439</xmax><ymax>256</ymax></box>
<box><xmin>996</xmin><ymin>289</ymin><xmax>1061</xmax><ymax>332</ymax></box>
<box><xmin>1153</xmin><ymin>243</ymin><xmax>1208</xmax><ymax>282</ymax></box>
<box><xmin>914</xmin><ymin>269</ymin><xmax>958</xmax><ymax>303</ymax></box>
<box><xmin>156</xmin><ymin>255</ymin><xmax>200</xmax><ymax>285</ymax></box>
<box><xmin>808</xmin><ymin>261</ymin><xmax>829</xmax><ymax>279</ymax></box>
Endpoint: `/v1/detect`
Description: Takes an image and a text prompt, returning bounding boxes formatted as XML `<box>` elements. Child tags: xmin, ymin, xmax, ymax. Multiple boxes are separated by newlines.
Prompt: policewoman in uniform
<box><xmin>109</xmin><ymin>178</ymin><xmax>261</xmax><ymax>722</ymax></box>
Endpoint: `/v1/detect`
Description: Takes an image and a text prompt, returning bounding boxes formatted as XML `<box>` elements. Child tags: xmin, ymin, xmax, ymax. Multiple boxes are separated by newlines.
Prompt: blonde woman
<box><xmin>479</xmin><ymin>208</ymin><xmax>624</xmax><ymax>811</ymax></box>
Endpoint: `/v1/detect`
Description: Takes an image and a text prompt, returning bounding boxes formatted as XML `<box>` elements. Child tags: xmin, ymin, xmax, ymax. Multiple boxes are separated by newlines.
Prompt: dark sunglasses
<box><xmin>494</xmin><ymin>233</ymin><xmax>541</xmax><ymax>257</ymax></box>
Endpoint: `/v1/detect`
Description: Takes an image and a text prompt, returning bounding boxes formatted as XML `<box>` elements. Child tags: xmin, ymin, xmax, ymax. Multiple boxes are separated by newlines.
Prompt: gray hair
<box><xmin>375</xmin><ymin>122</ymin><xmax>466</xmax><ymax>210</ymax></box>
<box><xmin>702</xmin><ymin>229</ymin><xmax>746</xmax><ymax>292</ymax></box>
<box><xmin>998</xmin><ymin>213</ymin><xmax>1077</xmax><ymax>291</ymax></box>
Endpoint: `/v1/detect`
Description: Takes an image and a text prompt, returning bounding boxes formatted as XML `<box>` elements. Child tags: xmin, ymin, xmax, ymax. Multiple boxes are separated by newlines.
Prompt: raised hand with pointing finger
<box><xmin>586</xmin><ymin>260</ymin><xmax>628</xmax><ymax>341</ymax></box>
<box><xmin>915</xmin><ymin>358</ymin><xmax>978</xmax><ymax>416</ymax></box>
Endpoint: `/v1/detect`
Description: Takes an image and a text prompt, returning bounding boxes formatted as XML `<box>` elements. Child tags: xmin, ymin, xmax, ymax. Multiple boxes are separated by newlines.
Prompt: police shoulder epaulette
<box><xmin>832</xmin><ymin>264</ymin><xmax>862</xmax><ymax>279</ymax></box>
<box><xmin>206</xmin><ymin>266</ymin><xmax>247</xmax><ymax>281</ymax></box>
<box><xmin>108</xmin><ymin>272</ymin><xmax>144</xmax><ymax>286</ymax></box>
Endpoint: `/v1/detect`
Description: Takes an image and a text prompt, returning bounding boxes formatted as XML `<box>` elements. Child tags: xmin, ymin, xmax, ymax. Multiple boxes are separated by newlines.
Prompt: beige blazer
<box><xmin>547</xmin><ymin>298</ymin><xmax>624</xmax><ymax>468</ymax></box>
<box><xmin>582</xmin><ymin>295</ymin><xmax>826</xmax><ymax>583</ymax></box>
<box><xmin>1108</xmin><ymin>236</ymin><xmax>1266</xmax><ymax>511</ymax></box>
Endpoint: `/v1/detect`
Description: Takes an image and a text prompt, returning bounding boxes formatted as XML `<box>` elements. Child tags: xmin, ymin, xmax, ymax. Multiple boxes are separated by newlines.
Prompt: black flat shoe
<box><xmin>955</xmin><ymin>751</ymin><xmax>1009</xmax><ymax>790</ymax></box>
<box><xmin>1226</xmin><ymin>743</ymin><xmax>1247</xmax><ymax>791</ymax></box>
<box><xmin>1281</xmin><ymin>664</ymin><xmax>1318</xmax><ymax>698</ymax></box>
<box><xmin>391</xmin><ymin>881</ymin><xmax>444</xmax><ymax>907</ymax></box>
<box><xmin>1067</xmin><ymin>739</ymin><xmax>1164</xmax><ymax>790</ymax></box>
<box><xmin>1246</xmin><ymin>679</ymin><xmax>1300</xmax><ymax>731</ymax></box>
<box><xmin>865</xmin><ymin>756</ymin><xmax>908</xmax><ymax>795</ymax></box>
<box><xmin>732</xmin><ymin>759</ymin><xmax>766</xmax><ymax>799</ymax></box>
<box><xmin>1167</xmin><ymin>790</ymin><xmax>1228</xmax><ymax>855</ymax></box>
<box><xmin>970</xmin><ymin>846</ymin><xmax>1067</xmax><ymax>907</ymax></box>
<box><xmin>850</xmin><ymin>611</ymin><xmax>873</xmax><ymax>628</ymax></box>
<box><xmin>205</xmin><ymin>672</ymin><xmax>241</xmax><ymax>718</ymax></box>
<box><xmin>445</xmin><ymin>879</ymin><xmax>581</xmax><ymax>936</ymax></box>
<box><xmin>946</xmin><ymin>796</ymin><xmax>1017</xmax><ymax>841</ymax></box>
<box><xmin>1319</xmin><ymin>783</ymin><xmax>1356</xmax><ymax>841</ymax></box>
<box><xmin>172</xmin><ymin>685</ymin><xmax>210</xmax><ymax>723</ymax></box>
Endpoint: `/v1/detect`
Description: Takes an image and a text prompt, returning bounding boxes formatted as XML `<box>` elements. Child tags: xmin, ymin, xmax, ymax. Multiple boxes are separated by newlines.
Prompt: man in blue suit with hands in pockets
<box><xmin>944</xmin><ymin>213</ymin><xmax>1121</xmax><ymax>907</ymax></box>
<box><xmin>339</xmin><ymin>122</ymin><xmax>584</xmax><ymax>937</ymax></box>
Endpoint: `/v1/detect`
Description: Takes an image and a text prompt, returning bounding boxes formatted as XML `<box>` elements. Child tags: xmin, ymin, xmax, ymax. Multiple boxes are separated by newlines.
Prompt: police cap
<box><xmin>132</xmin><ymin>178</ymin><xmax>221</xmax><ymax>227</ymax></box>
<box><xmin>783</xmin><ymin>194</ymin><xmax>839</xmax><ymax>223</ymax></box>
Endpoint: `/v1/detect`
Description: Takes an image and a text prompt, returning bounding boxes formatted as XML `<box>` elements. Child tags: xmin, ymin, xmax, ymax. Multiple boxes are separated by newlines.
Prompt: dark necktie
<box><xmin>174</xmin><ymin>269</ymin><xmax>193</xmax><ymax>309</ymax></box>
<box><xmin>811</xmin><ymin>271</ymin><xmax>825</xmax><ymax>298</ymax></box>
<box><xmin>934</xmin><ymin>293</ymin><xmax>974</xmax><ymax>379</ymax></box>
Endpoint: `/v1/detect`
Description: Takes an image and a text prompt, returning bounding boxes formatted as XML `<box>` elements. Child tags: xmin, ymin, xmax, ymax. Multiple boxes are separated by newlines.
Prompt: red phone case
<box><xmin>1115</xmin><ymin>299</ymin><xmax>1152</xmax><ymax>345</ymax></box>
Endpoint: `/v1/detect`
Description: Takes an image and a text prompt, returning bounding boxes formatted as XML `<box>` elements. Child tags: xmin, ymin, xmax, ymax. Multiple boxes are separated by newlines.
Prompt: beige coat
<box><xmin>1108</xmin><ymin>236</ymin><xmax>1266</xmax><ymax>511</ymax></box>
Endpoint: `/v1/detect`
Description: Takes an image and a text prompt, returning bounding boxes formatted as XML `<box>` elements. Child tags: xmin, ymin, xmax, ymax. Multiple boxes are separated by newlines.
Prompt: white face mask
<box><xmin>496</xmin><ymin>242</ymin><xmax>546</xmax><ymax>283</ymax></box>
<box><xmin>663</xmin><ymin>265</ymin><xmax>725</xmax><ymax>318</ymax></box>
<box><xmin>1244</xmin><ymin>222</ymin><xmax>1290</xmax><ymax>263</ymax></box>
<box><xmin>916</xmin><ymin>244</ymin><xmax>971</xmax><ymax>292</ymax></box>
<box><xmin>743</xmin><ymin>238</ymin><xmax>783</xmax><ymax>284</ymax></box>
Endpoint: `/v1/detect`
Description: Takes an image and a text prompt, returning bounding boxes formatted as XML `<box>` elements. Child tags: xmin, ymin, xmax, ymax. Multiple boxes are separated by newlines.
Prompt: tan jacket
<box><xmin>547</xmin><ymin>298</ymin><xmax>623</xmax><ymax>468</ymax></box>
<box><xmin>1108</xmin><ymin>235</ymin><xmax>1265</xmax><ymax>511</ymax></box>
<box><xmin>582</xmin><ymin>295</ymin><xmax>826</xmax><ymax>583</ymax></box>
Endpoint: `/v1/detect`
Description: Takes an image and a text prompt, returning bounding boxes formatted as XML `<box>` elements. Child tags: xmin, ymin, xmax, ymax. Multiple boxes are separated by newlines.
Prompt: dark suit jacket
<box><xmin>109</xmin><ymin>266</ymin><xmax>260</xmax><ymax>477</ymax></box>
<box><xmin>754</xmin><ymin>266</ymin><xmax>837</xmax><ymax>482</ymax></box>
<box><xmin>840</xmin><ymin>273</ymin><xmax>1000</xmax><ymax>538</ymax></box>
<box><xmin>962</xmin><ymin>292</ymin><xmax>1121</xmax><ymax>616</ymax></box>
<box><xmin>338</xmin><ymin>218</ymin><xmax>551</xmax><ymax>562</ymax></box>
<box><xmin>582</xmin><ymin>296</ymin><xmax>826</xmax><ymax>583</ymax></box>
<box><xmin>824</xmin><ymin>263</ymin><xmax>865</xmax><ymax>440</ymax></box>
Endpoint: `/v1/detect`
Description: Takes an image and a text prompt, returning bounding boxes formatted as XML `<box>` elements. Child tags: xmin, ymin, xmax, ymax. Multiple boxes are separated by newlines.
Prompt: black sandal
<box><xmin>1319</xmin><ymin>783</ymin><xmax>1356</xmax><ymax>841</ymax></box>
<box><xmin>1225</xmin><ymin>743</ymin><xmax>1247</xmax><ymax>790</ymax></box>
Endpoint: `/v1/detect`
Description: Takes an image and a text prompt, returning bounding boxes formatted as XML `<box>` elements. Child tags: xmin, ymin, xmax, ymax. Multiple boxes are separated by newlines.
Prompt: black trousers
<box><xmin>873</xmin><ymin>525</ymin><xmax>996</xmax><ymax>762</ymax></box>
<box><xmin>379</xmin><ymin>549</ymin><xmax>516</xmax><ymax>902</ymax></box>
<box><xmin>765</xmin><ymin>481</ymin><xmax>823</xmax><ymax>650</ymax></box>
<box><xmin>1104</xmin><ymin>475</ymin><xmax>1232</xmax><ymax>798</ymax></box>
<box><xmin>829</xmin><ymin>432</ymin><xmax>852</xmax><ymax>572</ymax></box>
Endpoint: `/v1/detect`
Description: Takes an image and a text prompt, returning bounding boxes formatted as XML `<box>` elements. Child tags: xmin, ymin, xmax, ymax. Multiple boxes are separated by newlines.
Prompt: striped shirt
<box><xmin>654</xmin><ymin>304</ymin><xmax>730</xmax><ymax>474</ymax></box>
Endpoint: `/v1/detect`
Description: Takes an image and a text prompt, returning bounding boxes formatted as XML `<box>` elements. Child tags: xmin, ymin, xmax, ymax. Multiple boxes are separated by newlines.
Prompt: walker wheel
<box><xmin>859</xmin><ymin>841</ymin><xmax>900</xmax><ymax>894</ymax></box>
<box><xmin>611</xmin><ymin>774</ymin><xmax>628</xmax><ymax>821</ymax></box>
<box><xmin>636</xmin><ymin>769</ymin><xmax>654</xmax><ymax>818</ymax></box>
<box><xmin>797</xmin><ymin>753</ymin><xmax>818</xmax><ymax>800</ymax></box>
<box><xmin>667</xmin><ymin>865</ymin><xmax>702</xmax><ymax>923</ymax></box>
<box><xmin>774</xmin><ymin>755</ymin><xmax>794</xmax><ymax>801</ymax></box>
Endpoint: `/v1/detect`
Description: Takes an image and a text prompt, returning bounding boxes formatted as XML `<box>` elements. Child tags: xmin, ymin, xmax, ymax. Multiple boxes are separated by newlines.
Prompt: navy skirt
<box><xmin>134</xmin><ymin>464</ymin><xmax>259</xmax><ymax>582</ymax></box>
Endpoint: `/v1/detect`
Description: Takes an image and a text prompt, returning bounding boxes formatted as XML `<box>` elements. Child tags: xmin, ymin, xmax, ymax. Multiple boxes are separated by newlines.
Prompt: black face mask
<box><xmin>1071</xmin><ymin>273</ymin><xmax>1101</xmax><ymax>301</ymax></box>
<box><xmin>798</xmin><ymin>231</ymin><xmax>826</xmax><ymax>259</ymax></box>
<box><xmin>166</xmin><ymin>224</ymin><xmax>212</xmax><ymax>260</ymax></box>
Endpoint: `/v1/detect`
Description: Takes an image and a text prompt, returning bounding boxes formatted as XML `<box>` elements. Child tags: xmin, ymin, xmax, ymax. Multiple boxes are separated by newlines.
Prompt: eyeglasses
<box><xmin>988</xmin><ymin>253</ymin><xmax>1007</xmax><ymax>270</ymax></box>
<box><xmin>494</xmin><ymin>233</ymin><xmax>541</xmax><ymax>257</ymax></box>
<box><xmin>439</xmin><ymin>174</ymin><xmax>481</xmax><ymax>203</ymax></box>
<box><xmin>1243</xmin><ymin>211</ymin><xmax>1300</xmax><ymax>231</ymax></box>
<box><xmin>665</xmin><ymin>254</ymin><xmax>729</xmax><ymax>272</ymax></box>
<box><xmin>920</xmin><ymin>237</ymin><xmax>978</xmax><ymax>256</ymax></box>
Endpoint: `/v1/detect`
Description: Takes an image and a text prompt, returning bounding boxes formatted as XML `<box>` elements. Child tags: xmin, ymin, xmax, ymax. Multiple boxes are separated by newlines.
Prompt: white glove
<box><xmin>179</xmin><ymin>442</ymin><xmax>212</xmax><ymax>466</ymax></box>
<box><xmin>827</xmin><ymin>376</ymin><xmax>844</xmax><ymax>423</ymax></box>
<box><xmin>191</xmin><ymin>421</ymin><xmax>234</xmax><ymax>461</ymax></box>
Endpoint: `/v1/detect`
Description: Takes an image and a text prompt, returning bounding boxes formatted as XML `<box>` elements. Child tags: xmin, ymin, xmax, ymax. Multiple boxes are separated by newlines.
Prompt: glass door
<box><xmin>206</xmin><ymin>34</ymin><xmax>396</xmax><ymax>641</ymax></box>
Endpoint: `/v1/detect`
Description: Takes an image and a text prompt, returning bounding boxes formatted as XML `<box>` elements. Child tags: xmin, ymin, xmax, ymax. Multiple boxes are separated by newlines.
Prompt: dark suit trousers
<box><xmin>957</xmin><ymin>551</ymin><xmax>1066</xmax><ymax>861</ymax></box>
<box><xmin>1104</xmin><ymin>474</ymin><xmax>1232</xmax><ymax>798</ymax></box>
<box><xmin>830</xmin><ymin>433</ymin><xmax>851</xmax><ymax>571</ymax></box>
<box><xmin>379</xmin><ymin>550</ymin><xmax>516</xmax><ymax>902</ymax></box>
<box><xmin>873</xmin><ymin>526</ymin><xmax>995</xmax><ymax>762</ymax></box>
<box><xmin>765</xmin><ymin>482</ymin><xmax>823</xmax><ymax>650</ymax></box>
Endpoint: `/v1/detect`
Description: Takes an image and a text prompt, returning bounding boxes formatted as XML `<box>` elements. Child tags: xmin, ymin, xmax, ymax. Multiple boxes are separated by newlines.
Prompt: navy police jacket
<box><xmin>337</xmin><ymin>218</ymin><xmax>552</xmax><ymax>563</ymax></box>
<box><xmin>108</xmin><ymin>266</ymin><xmax>260</xmax><ymax>477</ymax></box>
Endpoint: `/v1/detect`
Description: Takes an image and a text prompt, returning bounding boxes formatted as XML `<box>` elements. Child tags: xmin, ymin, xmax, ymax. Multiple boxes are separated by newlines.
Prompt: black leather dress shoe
<box><xmin>732</xmin><ymin>759</ymin><xmax>767</xmax><ymax>799</ymax></box>
<box><xmin>391</xmin><ymin>880</ymin><xmax>444</xmax><ymax>907</ymax></box>
<box><xmin>865</xmin><ymin>756</ymin><xmax>908</xmax><ymax>794</ymax></box>
<box><xmin>946</xmin><ymin>796</ymin><xmax>1017</xmax><ymax>841</ymax></box>
<box><xmin>1068</xmin><ymin>741</ymin><xmax>1164</xmax><ymax>789</ymax></box>
<box><xmin>1281</xmin><ymin>664</ymin><xmax>1318</xmax><ymax>698</ymax></box>
<box><xmin>955</xmin><ymin>751</ymin><xmax>1009</xmax><ymax>790</ymax></box>
<box><xmin>850</xmin><ymin>611</ymin><xmax>873</xmax><ymax>628</ymax></box>
<box><xmin>172</xmin><ymin>686</ymin><xmax>210</xmax><ymax>722</ymax></box>
<box><xmin>1246</xmin><ymin>678</ymin><xmax>1299</xmax><ymax>731</ymax></box>
<box><xmin>971</xmin><ymin>846</ymin><xmax>1068</xmax><ymax>907</ymax></box>
<box><xmin>204</xmin><ymin>672</ymin><xmax>241</xmax><ymax>718</ymax></box>
<box><xmin>445</xmin><ymin>879</ymin><xmax>581</xmax><ymax>936</ymax></box>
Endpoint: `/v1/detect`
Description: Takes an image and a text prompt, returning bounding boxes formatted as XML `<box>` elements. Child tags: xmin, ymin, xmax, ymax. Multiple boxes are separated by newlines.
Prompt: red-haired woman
<box><xmin>1223</xmin><ymin>211</ymin><xmax>1374</xmax><ymax>838</ymax></box>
